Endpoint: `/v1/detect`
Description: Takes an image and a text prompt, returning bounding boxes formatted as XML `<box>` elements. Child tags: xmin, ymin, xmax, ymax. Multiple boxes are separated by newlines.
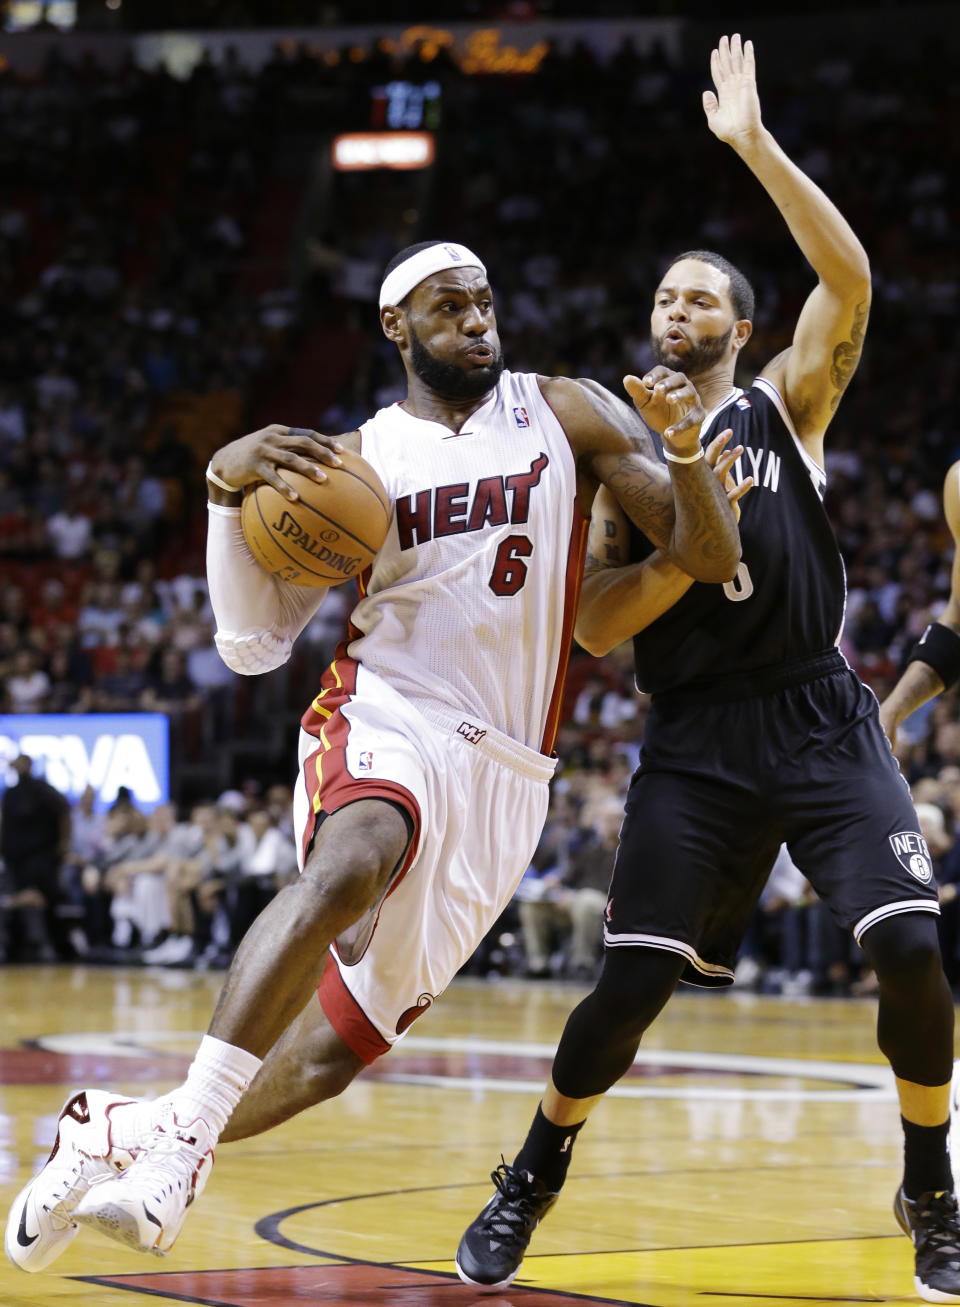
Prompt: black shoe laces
<box><xmin>479</xmin><ymin>1160</ymin><xmax>543</xmax><ymax>1242</ymax></box>
<box><xmin>914</xmin><ymin>1192</ymin><xmax>960</xmax><ymax>1260</ymax></box>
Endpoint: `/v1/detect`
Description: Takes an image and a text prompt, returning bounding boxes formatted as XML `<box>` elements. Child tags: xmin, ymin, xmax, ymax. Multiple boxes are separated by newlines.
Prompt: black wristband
<box><xmin>907</xmin><ymin>621</ymin><xmax>960</xmax><ymax>690</ymax></box>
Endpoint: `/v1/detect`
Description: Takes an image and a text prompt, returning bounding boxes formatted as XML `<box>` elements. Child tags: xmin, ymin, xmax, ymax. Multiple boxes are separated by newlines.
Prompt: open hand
<box><xmin>706</xmin><ymin>428</ymin><xmax>753</xmax><ymax>520</ymax></box>
<box><xmin>702</xmin><ymin>34</ymin><xmax>762</xmax><ymax>148</ymax></box>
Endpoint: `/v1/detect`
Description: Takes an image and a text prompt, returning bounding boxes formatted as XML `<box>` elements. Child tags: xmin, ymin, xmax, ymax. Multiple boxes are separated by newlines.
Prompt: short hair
<box><xmin>666</xmin><ymin>249</ymin><xmax>755</xmax><ymax>323</ymax></box>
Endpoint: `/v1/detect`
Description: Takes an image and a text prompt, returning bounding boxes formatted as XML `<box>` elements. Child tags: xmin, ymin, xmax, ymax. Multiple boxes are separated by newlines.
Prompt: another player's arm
<box><xmin>879</xmin><ymin>463</ymin><xmax>960</xmax><ymax>748</ymax></box>
<box><xmin>205</xmin><ymin>423</ymin><xmax>358</xmax><ymax>675</ymax></box>
<box><xmin>576</xmin><ymin>434</ymin><xmax>751</xmax><ymax>655</ymax></box>
<box><xmin>542</xmin><ymin>372</ymin><xmax>741</xmax><ymax>584</ymax></box>
<box><xmin>705</xmin><ymin>35</ymin><xmax>871</xmax><ymax>462</ymax></box>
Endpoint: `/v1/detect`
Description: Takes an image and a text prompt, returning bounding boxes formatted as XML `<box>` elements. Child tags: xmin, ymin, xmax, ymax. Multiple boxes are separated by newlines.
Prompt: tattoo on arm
<box><xmin>605</xmin><ymin>456</ymin><xmax>674</xmax><ymax>549</ymax></box>
<box><xmin>604</xmin><ymin>543</ymin><xmax>622</xmax><ymax>563</ymax></box>
<box><xmin>829</xmin><ymin>300</ymin><xmax>868</xmax><ymax>411</ymax></box>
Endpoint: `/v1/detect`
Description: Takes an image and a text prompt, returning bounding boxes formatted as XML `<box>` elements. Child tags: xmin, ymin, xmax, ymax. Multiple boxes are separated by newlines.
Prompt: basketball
<box><xmin>240</xmin><ymin>450</ymin><xmax>390</xmax><ymax>587</ymax></box>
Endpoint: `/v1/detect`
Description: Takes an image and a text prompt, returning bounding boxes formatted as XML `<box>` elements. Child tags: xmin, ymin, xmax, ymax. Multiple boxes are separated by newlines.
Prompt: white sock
<box><xmin>166</xmin><ymin>1035</ymin><xmax>263</xmax><ymax>1140</ymax></box>
<box><xmin>108</xmin><ymin>1098</ymin><xmax>163</xmax><ymax>1154</ymax></box>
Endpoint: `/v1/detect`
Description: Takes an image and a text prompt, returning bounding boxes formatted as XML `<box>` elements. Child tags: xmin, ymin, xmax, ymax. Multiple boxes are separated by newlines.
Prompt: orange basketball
<box><xmin>240</xmin><ymin>450</ymin><xmax>390</xmax><ymax>587</ymax></box>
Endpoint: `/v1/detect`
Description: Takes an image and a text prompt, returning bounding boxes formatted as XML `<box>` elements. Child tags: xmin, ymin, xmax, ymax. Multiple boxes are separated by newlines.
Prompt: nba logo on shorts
<box><xmin>513</xmin><ymin>406</ymin><xmax>530</xmax><ymax>428</ymax></box>
<box><xmin>889</xmin><ymin>830</ymin><xmax>933</xmax><ymax>883</ymax></box>
<box><xmin>358</xmin><ymin>750</ymin><xmax>374</xmax><ymax>772</ymax></box>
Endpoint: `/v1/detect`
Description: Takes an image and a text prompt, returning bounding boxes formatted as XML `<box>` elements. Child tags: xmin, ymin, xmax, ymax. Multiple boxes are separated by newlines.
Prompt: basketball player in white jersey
<box><xmin>6</xmin><ymin>240</ymin><xmax>744</xmax><ymax>1269</ymax></box>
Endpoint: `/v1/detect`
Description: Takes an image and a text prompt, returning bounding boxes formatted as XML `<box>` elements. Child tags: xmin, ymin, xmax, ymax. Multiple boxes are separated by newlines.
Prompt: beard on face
<box><xmin>408</xmin><ymin>325</ymin><xmax>505</xmax><ymax>400</ymax></box>
<box><xmin>652</xmin><ymin>324</ymin><xmax>733</xmax><ymax>376</ymax></box>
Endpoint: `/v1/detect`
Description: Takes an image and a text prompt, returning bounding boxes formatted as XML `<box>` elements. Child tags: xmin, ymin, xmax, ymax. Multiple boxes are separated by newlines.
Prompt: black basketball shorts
<box><xmin>605</xmin><ymin>652</ymin><xmax>939</xmax><ymax>986</ymax></box>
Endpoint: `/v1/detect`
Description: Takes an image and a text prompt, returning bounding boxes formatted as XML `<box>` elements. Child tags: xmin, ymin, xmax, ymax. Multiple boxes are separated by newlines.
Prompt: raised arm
<box><xmin>205</xmin><ymin>424</ymin><xmax>356</xmax><ymax>676</ymax></box>
<box><xmin>705</xmin><ymin>35</ymin><xmax>871</xmax><ymax>462</ymax></box>
<box><xmin>879</xmin><ymin>463</ymin><xmax>960</xmax><ymax>748</ymax></box>
<box><xmin>541</xmin><ymin>370</ymin><xmax>741</xmax><ymax>584</ymax></box>
<box><xmin>576</xmin><ymin>431</ymin><xmax>751</xmax><ymax>655</ymax></box>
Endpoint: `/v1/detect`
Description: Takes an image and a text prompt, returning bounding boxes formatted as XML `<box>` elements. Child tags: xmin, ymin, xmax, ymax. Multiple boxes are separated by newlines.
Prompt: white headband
<box><xmin>379</xmin><ymin>243</ymin><xmax>486</xmax><ymax>309</ymax></box>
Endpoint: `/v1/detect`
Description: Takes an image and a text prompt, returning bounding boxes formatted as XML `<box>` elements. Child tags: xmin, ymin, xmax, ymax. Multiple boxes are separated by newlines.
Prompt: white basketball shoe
<box><xmin>74</xmin><ymin>1104</ymin><xmax>214</xmax><ymax>1255</ymax></box>
<box><xmin>5</xmin><ymin>1089</ymin><xmax>140</xmax><ymax>1272</ymax></box>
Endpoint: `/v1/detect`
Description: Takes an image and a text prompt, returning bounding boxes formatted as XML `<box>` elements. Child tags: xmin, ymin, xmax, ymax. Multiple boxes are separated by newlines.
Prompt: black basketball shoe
<box><xmin>456</xmin><ymin>1159</ymin><xmax>559</xmax><ymax>1291</ymax></box>
<box><xmin>894</xmin><ymin>1186</ymin><xmax>960</xmax><ymax>1302</ymax></box>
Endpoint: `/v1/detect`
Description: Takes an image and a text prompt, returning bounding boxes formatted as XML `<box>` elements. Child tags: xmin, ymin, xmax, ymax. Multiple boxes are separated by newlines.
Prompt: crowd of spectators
<box><xmin>0</xmin><ymin>24</ymin><xmax>958</xmax><ymax>983</ymax></box>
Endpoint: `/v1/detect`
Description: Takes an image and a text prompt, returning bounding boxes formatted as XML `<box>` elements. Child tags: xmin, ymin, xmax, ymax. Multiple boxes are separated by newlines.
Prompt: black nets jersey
<box><xmin>628</xmin><ymin>378</ymin><xmax>846</xmax><ymax>695</ymax></box>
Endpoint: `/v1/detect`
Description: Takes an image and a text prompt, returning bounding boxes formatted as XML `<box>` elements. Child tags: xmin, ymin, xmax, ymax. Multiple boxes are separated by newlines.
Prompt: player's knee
<box><xmin>593</xmin><ymin>947</ymin><xmax>684</xmax><ymax>1035</ymax></box>
<box><xmin>298</xmin><ymin>1045</ymin><xmax>364</xmax><ymax>1104</ymax></box>
<box><xmin>301</xmin><ymin>802</ymin><xmax>411</xmax><ymax>920</ymax></box>
<box><xmin>862</xmin><ymin>913</ymin><xmax>945</xmax><ymax>992</ymax></box>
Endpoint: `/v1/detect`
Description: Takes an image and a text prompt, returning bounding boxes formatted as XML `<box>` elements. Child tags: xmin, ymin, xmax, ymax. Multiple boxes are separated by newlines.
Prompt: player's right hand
<box><xmin>624</xmin><ymin>367</ymin><xmax>705</xmax><ymax>455</ymax></box>
<box><xmin>208</xmin><ymin>424</ymin><xmax>346</xmax><ymax>501</ymax></box>
<box><xmin>702</xmin><ymin>34</ymin><xmax>763</xmax><ymax>149</ymax></box>
<box><xmin>706</xmin><ymin>428</ymin><xmax>753</xmax><ymax>521</ymax></box>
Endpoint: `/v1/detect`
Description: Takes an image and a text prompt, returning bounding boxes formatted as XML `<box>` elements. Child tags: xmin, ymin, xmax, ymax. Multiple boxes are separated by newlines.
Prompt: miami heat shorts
<box><xmin>604</xmin><ymin>653</ymin><xmax>939</xmax><ymax>986</ymax></box>
<box><xmin>293</xmin><ymin>656</ymin><xmax>555</xmax><ymax>1060</ymax></box>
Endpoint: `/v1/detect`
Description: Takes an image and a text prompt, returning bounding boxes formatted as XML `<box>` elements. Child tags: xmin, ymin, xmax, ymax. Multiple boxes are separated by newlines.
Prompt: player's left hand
<box><xmin>706</xmin><ymin>428</ymin><xmax>753</xmax><ymax>521</ymax></box>
<box><xmin>703</xmin><ymin>34</ymin><xmax>763</xmax><ymax>148</ymax></box>
<box><xmin>624</xmin><ymin>367</ymin><xmax>704</xmax><ymax>456</ymax></box>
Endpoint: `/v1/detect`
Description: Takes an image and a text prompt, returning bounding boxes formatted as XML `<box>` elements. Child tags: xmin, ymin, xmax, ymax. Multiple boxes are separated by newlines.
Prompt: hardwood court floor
<box><xmin>0</xmin><ymin>964</ymin><xmax>939</xmax><ymax>1305</ymax></box>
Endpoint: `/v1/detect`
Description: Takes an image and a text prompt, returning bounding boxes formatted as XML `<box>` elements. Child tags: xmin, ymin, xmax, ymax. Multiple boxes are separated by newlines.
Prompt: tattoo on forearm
<box><xmin>604</xmin><ymin>519</ymin><xmax>617</xmax><ymax>538</ymax></box>
<box><xmin>672</xmin><ymin>467</ymin><xmax>733</xmax><ymax>562</ymax></box>
<box><xmin>604</xmin><ymin>543</ymin><xmax>622</xmax><ymax>563</ymax></box>
<box><xmin>829</xmin><ymin>300</ymin><xmax>868</xmax><ymax>410</ymax></box>
<box><xmin>607</xmin><ymin>456</ymin><xmax>673</xmax><ymax>548</ymax></box>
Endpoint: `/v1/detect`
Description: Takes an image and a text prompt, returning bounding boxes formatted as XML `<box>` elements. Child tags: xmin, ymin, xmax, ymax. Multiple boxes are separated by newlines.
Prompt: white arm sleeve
<box><xmin>206</xmin><ymin>503</ymin><xmax>328</xmax><ymax>676</ymax></box>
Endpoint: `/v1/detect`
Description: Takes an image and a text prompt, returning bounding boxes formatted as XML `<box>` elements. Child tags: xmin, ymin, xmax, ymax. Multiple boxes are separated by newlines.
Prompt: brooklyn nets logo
<box><xmin>889</xmin><ymin>830</ymin><xmax>933</xmax><ymax>883</ymax></box>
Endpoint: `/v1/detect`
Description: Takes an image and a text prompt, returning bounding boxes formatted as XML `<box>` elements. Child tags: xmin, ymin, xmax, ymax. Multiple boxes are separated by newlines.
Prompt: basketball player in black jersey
<box><xmin>458</xmin><ymin>35</ymin><xmax>960</xmax><ymax>1303</ymax></box>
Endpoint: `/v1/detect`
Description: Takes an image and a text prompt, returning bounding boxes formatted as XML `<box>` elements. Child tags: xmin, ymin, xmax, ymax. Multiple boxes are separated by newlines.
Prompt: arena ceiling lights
<box><xmin>332</xmin><ymin>132</ymin><xmax>435</xmax><ymax>172</ymax></box>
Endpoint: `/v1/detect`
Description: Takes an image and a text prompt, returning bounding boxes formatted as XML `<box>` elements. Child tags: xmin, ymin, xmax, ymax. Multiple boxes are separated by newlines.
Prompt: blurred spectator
<box><xmin>142</xmin><ymin>803</ymin><xmax>218</xmax><ymax>966</ymax></box>
<box><xmin>0</xmin><ymin>755</ymin><xmax>69</xmax><ymax>961</ymax></box>
<box><xmin>5</xmin><ymin>649</ymin><xmax>50</xmax><ymax>713</ymax></box>
<box><xmin>140</xmin><ymin>647</ymin><xmax>202</xmax><ymax>714</ymax></box>
<box><xmin>104</xmin><ymin>802</ymin><xmax>203</xmax><ymax>952</ymax></box>
<box><xmin>515</xmin><ymin>792</ymin><xmax>617</xmax><ymax>979</ymax></box>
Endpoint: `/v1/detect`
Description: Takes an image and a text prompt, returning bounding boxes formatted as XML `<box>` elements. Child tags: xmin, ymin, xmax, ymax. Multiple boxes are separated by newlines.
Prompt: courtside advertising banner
<box><xmin>0</xmin><ymin>713</ymin><xmax>170</xmax><ymax>812</ymax></box>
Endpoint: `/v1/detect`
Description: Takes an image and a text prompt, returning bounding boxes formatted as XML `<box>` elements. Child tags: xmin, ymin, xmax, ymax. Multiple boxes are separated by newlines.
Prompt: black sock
<box><xmin>902</xmin><ymin>1115</ymin><xmax>953</xmax><ymax>1200</ymax></box>
<box><xmin>513</xmin><ymin>1104</ymin><xmax>585</xmax><ymax>1192</ymax></box>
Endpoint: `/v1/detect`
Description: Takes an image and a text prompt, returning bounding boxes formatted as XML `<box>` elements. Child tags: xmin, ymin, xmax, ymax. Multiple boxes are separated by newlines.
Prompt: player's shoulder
<box><xmin>723</xmin><ymin>373</ymin><xmax>795</xmax><ymax>431</ymax></box>
<box><xmin>943</xmin><ymin>461</ymin><xmax>960</xmax><ymax>535</ymax></box>
<box><xmin>538</xmin><ymin>374</ymin><xmax>641</xmax><ymax>434</ymax></box>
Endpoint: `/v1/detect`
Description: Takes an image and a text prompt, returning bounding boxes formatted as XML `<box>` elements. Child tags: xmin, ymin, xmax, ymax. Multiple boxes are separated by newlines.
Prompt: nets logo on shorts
<box><xmin>889</xmin><ymin>830</ymin><xmax>933</xmax><ymax>883</ymax></box>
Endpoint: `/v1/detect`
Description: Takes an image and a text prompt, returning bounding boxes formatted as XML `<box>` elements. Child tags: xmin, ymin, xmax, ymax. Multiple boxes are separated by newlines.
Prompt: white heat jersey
<box><xmin>349</xmin><ymin>370</ymin><xmax>586</xmax><ymax>753</ymax></box>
